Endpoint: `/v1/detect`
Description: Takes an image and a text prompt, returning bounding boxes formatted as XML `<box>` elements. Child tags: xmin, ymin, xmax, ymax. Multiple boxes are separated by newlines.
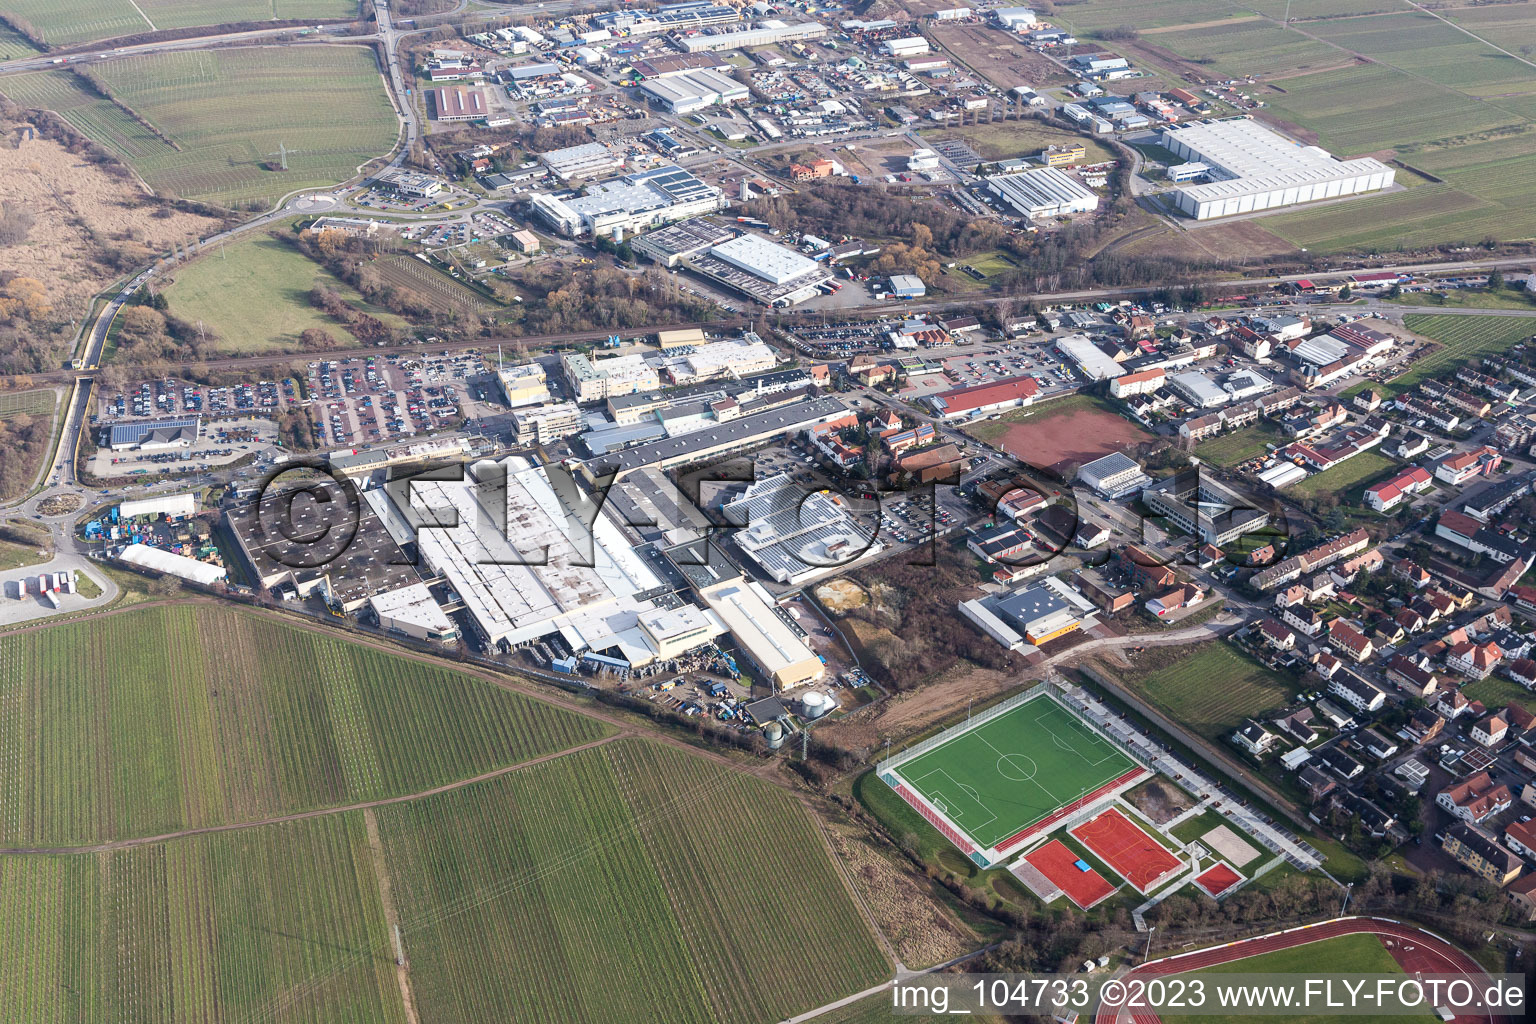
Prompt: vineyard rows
<box><xmin>0</xmin><ymin>604</ymin><xmax>611</xmax><ymax>846</ymax></box>
<box><xmin>378</xmin><ymin>739</ymin><xmax>890</xmax><ymax>1024</ymax></box>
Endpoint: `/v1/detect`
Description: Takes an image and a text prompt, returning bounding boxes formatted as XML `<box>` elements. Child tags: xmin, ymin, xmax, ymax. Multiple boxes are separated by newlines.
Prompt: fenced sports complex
<box><xmin>1070</xmin><ymin>807</ymin><xmax>1184</xmax><ymax>894</ymax></box>
<box><xmin>1193</xmin><ymin>862</ymin><xmax>1244</xmax><ymax>899</ymax></box>
<box><xmin>878</xmin><ymin>684</ymin><xmax>1148</xmax><ymax>867</ymax></box>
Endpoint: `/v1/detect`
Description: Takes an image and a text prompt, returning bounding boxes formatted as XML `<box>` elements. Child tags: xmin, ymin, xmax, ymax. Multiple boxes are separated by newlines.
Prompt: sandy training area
<box><xmin>991</xmin><ymin>408</ymin><xmax>1152</xmax><ymax>473</ymax></box>
<box><xmin>1202</xmin><ymin>824</ymin><xmax>1260</xmax><ymax>867</ymax></box>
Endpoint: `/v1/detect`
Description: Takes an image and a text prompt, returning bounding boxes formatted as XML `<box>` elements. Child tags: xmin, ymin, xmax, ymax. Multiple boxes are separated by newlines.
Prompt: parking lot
<box><xmin>88</xmin><ymin>416</ymin><xmax>281</xmax><ymax>478</ymax></box>
<box><xmin>306</xmin><ymin>351</ymin><xmax>482</xmax><ymax>448</ymax></box>
<box><xmin>102</xmin><ymin>378</ymin><xmax>292</xmax><ymax>421</ymax></box>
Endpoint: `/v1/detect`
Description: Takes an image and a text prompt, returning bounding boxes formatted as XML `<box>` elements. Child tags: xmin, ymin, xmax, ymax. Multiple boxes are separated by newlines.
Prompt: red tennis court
<box><xmin>1193</xmin><ymin>862</ymin><xmax>1243</xmax><ymax>898</ymax></box>
<box><xmin>1071</xmin><ymin>808</ymin><xmax>1183</xmax><ymax>893</ymax></box>
<box><xmin>1023</xmin><ymin>840</ymin><xmax>1117</xmax><ymax>909</ymax></box>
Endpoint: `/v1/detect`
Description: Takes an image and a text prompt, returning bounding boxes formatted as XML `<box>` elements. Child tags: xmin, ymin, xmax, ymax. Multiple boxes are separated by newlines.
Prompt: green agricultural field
<box><xmin>0</xmin><ymin>604</ymin><xmax>612</xmax><ymax>846</ymax></box>
<box><xmin>1147</xmin><ymin>20</ymin><xmax>1343</xmax><ymax>78</ymax></box>
<box><xmin>1309</xmin><ymin>12</ymin><xmax>1532</xmax><ymax>91</ymax></box>
<box><xmin>162</xmin><ymin>235</ymin><xmax>406</xmax><ymax>354</ymax></box>
<box><xmin>1047</xmin><ymin>0</ymin><xmax>1239</xmax><ymax>34</ymax></box>
<box><xmin>0</xmin><ymin>22</ymin><xmax>41</xmax><ymax>59</ymax></box>
<box><xmin>1387</xmin><ymin>287</ymin><xmax>1536</xmax><ymax>313</ymax></box>
<box><xmin>1194</xmin><ymin>422</ymin><xmax>1281</xmax><ymax>468</ymax></box>
<box><xmin>0</xmin><ymin>0</ymin><xmax>357</xmax><ymax>46</ymax></box>
<box><xmin>1237</xmin><ymin>0</ymin><xmax>1408</xmax><ymax>18</ymax></box>
<box><xmin>1460</xmin><ymin>675</ymin><xmax>1535</xmax><ymax>717</ymax></box>
<box><xmin>379</xmin><ymin>738</ymin><xmax>891</xmax><ymax>1024</ymax></box>
<box><xmin>1287</xmin><ymin>451</ymin><xmax>1396</xmax><ymax>499</ymax></box>
<box><xmin>920</xmin><ymin>122</ymin><xmax>1115</xmax><ymax>164</ymax></box>
<box><xmin>1115</xmin><ymin>643</ymin><xmax>1299</xmax><ymax>741</ymax></box>
<box><xmin>1</xmin><ymin>47</ymin><xmax>397</xmax><ymax>208</ymax></box>
<box><xmin>1393</xmin><ymin>313</ymin><xmax>1536</xmax><ymax>394</ymax></box>
<box><xmin>0</xmin><ymin>389</ymin><xmax>56</xmax><ymax>419</ymax></box>
<box><xmin>0</xmin><ymin>814</ymin><xmax>401</xmax><ymax>1024</ymax></box>
<box><xmin>1161</xmin><ymin>933</ymin><xmax>1431</xmax><ymax>1024</ymax></box>
<box><xmin>0</xmin><ymin>72</ymin><xmax>166</xmax><ymax>162</ymax></box>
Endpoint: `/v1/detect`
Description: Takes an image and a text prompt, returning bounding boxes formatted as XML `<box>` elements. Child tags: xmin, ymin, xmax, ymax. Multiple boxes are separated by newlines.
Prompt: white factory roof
<box><xmin>1055</xmin><ymin>333</ymin><xmax>1125</xmax><ymax>381</ymax></box>
<box><xmin>710</xmin><ymin>234</ymin><xmax>823</xmax><ymax>285</ymax></box>
<box><xmin>987</xmin><ymin>167</ymin><xmax>1098</xmax><ymax>215</ymax></box>
<box><xmin>370</xmin><ymin>582</ymin><xmax>456</xmax><ymax>634</ymax></box>
<box><xmin>700</xmin><ymin>579</ymin><xmax>820</xmax><ymax>680</ymax></box>
<box><xmin>389</xmin><ymin>456</ymin><xmax>662</xmax><ymax>645</ymax></box>
<box><xmin>566</xmin><ymin>352</ymin><xmax>657</xmax><ymax>386</ymax></box>
<box><xmin>640</xmin><ymin>68</ymin><xmax>747</xmax><ymax>106</ymax></box>
<box><xmin>1290</xmin><ymin>333</ymin><xmax>1351</xmax><ymax>367</ymax></box>
<box><xmin>1259</xmin><ymin>462</ymin><xmax>1308</xmax><ymax>489</ymax></box>
<box><xmin>1170</xmin><ymin>371</ymin><xmax>1229</xmax><ymax>407</ymax></box>
<box><xmin>119</xmin><ymin>543</ymin><xmax>227</xmax><ymax>586</ymax></box>
<box><xmin>1163</xmin><ymin>118</ymin><xmax>1393</xmax><ymax>202</ymax></box>
<box><xmin>681</xmin><ymin>339</ymin><xmax>776</xmax><ymax>375</ymax></box>
<box><xmin>118</xmin><ymin>492</ymin><xmax>197</xmax><ymax>519</ymax></box>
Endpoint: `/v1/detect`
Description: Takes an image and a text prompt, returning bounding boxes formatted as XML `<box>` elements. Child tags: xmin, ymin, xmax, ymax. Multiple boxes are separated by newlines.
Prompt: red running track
<box><xmin>1095</xmin><ymin>916</ymin><xmax>1502</xmax><ymax>1024</ymax></box>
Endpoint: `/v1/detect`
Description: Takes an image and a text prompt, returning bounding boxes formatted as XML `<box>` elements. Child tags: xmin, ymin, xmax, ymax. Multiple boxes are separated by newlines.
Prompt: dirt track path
<box><xmin>0</xmin><ymin>732</ymin><xmax>625</xmax><ymax>855</ymax></box>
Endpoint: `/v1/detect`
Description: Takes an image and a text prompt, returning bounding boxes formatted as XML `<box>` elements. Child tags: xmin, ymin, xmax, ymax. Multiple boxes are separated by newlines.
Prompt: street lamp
<box><xmin>1143</xmin><ymin>926</ymin><xmax>1156</xmax><ymax>962</ymax></box>
<box><xmin>1340</xmin><ymin>882</ymin><xmax>1353</xmax><ymax>916</ymax></box>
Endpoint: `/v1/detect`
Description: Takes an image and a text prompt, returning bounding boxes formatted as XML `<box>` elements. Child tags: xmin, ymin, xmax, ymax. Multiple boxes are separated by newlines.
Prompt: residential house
<box><xmin>1274</xmin><ymin>707</ymin><xmax>1317</xmax><ymax>744</ymax></box>
<box><xmin>1403</xmin><ymin>708</ymin><xmax>1444</xmax><ymax>746</ymax></box>
<box><xmin>1330</xmin><ymin>673</ymin><xmax>1385</xmax><ymax>713</ymax></box>
<box><xmin>1471</xmin><ymin>712</ymin><xmax>1509</xmax><ymax>748</ymax></box>
<box><xmin>1443</xmin><ymin>822</ymin><xmax>1523</xmax><ymax>886</ymax></box>
<box><xmin>1505</xmin><ymin>872</ymin><xmax>1536</xmax><ymax>922</ymax></box>
<box><xmin>1258</xmin><ymin>618</ymin><xmax>1297</xmax><ymax>651</ymax></box>
<box><xmin>1233</xmin><ymin>721</ymin><xmax>1278</xmax><ymax>756</ymax></box>
<box><xmin>1385</xmin><ymin>654</ymin><xmax>1439</xmax><ymax>698</ymax></box>
<box><xmin>1281</xmin><ymin>604</ymin><xmax>1324</xmax><ymax>637</ymax></box>
<box><xmin>1359</xmin><ymin>728</ymin><xmax>1398</xmax><ymax>760</ymax></box>
<box><xmin>1436</xmin><ymin>772</ymin><xmax>1512</xmax><ymax>823</ymax></box>
<box><xmin>1448</xmin><ymin>640</ymin><xmax>1503</xmax><ymax>680</ymax></box>
<box><xmin>1504</xmin><ymin>818</ymin><xmax>1536</xmax><ymax>861</ymax></box>
<box><xmin>1328</xmin><ymin>619</ymin><xmax>1375</xmax><ymax>663</ymax></box>
<box><xmin>1317</xmin><ymin>746</ymin><xmax>1364</xmax><ymax>780</ymax></box>
<box><xmin>1146</xmin><ymin>583</ymin><xmax>1203</xmax><ymax>618</ymax></box>
<box><xmin>1297</xmin><ymin>764</ymin><xmax>1338</xmax><ymax>801</ymax></box>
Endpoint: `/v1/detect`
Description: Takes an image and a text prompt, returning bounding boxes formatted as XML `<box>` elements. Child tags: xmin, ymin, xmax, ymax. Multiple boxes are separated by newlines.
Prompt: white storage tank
<box><xmin>763</xmin><ymin>721</ymin><xmax>785</xmax><ymax>749</ymax></box>
<box><xmin>799</xmin><ymin>691</ymin><xmax>835</xmax><ymax>720</ymax></box>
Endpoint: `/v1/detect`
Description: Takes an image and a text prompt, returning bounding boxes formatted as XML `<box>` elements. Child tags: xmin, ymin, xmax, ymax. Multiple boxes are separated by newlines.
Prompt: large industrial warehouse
<box><xmin>639</xmin><ymin>68</ymin><xmax>749</xmax><ymax>114</ymax></box>
<box><xmin>367</xmin><ymin>457</ymin><xmax>670</xmax><ymax>654</ymax></box>
<box><xmin>529</xmin><ymin>165</ymin><xmax>726</xmax><ymax>237</ymax></box>
<box><xmin>687</xmin><ymin>233</ymin><xmax>832</xmax><ymax>306</ymax></box>
<box><xmin>1162</xmin><ymin>118</ymin><xmax>1395</xmax><ymax>220</ymax></box>
<box><xmin>987</xmin><ymin>167</ymin><xmax>1100</xmax><ymax>218</ymax></box>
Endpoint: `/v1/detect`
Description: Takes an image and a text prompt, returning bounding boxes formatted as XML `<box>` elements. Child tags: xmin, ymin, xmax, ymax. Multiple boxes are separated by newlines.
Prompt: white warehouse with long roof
<box><xmin>1162</xmin><ymin>117</ymin><xmax>1395</xmax><ymax>220</ymax></box>
<box><xmin>986</xmin><ymin>167</ymin><xmax>1099</xmax><ymax>218</ymax></box>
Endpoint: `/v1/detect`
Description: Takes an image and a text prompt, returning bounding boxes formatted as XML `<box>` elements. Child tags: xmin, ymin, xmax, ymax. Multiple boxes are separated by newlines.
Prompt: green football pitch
<box><xmin>894</xmin><ymin>697</ymin><xmax>1138</xmax><ymax>849</ymax></box>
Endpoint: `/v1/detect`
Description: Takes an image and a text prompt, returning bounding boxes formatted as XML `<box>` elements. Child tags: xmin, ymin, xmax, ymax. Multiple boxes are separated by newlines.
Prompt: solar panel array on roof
<box><xmin>108</xmin><ymin>416</ymin><xmax>200</xmax><ymax>447</ymax></box>
<box><xmin>725</xmin><ymin>474</ymin><xmax>879</xmax><ymax>582</ymax></box>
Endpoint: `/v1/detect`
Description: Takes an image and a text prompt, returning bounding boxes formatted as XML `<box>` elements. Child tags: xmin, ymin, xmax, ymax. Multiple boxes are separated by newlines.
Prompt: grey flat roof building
<box><xmin>579</xmin><ymin>395</ymin><xmax>848</xmax><ymax>481</ymax></box>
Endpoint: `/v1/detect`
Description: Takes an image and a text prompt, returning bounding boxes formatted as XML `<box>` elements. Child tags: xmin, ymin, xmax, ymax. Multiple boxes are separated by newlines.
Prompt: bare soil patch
<box><xmin>818</xmin><ymin>662</ymin><xmax>1021</xmax><ymax>755</ymax></box>
<box><xmin>991</xmin><ymin>407</ymin><xmax>1153</xmax><ymax>474</ymax></box>
<box><xmin>815</xmin><ymin>578</ymin><xmax>870</xmax><ymax>613</ymax></box>
<box><xmin>1123</xmin><ymin>219</ymin><xmax>1299</xmax><ymax>262</ymax></box>
<box><xmin>37</xmin><ymin>493</ymin><xmax>81</xmax><ymax>516</ymax></box>
<box><xmin>1125</xmin><ymin>777</ymin><xmax>1196</xmax><ymax>826</ymax></box>
<box><xmin>928</xmin><ymin>23</ymin><xmax>1073</xmax><ymax>91</ymax></box>
<box><xmin>0</xmin><ymin>126</ymin><xmax>222</xmax><ymax>320</ymax></box>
